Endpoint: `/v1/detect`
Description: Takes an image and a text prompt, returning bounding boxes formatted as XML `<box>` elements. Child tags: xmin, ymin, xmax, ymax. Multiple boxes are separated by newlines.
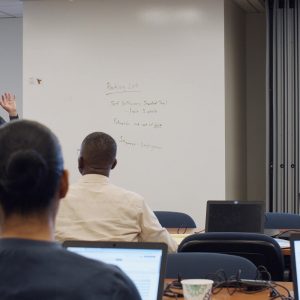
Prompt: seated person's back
<box><xmin>0</xmin><ymin>120</ymin><xmax>140</xmax><ymax>300</ymax></box>
<box><xmin>55</xmin><ymin>132</ymin><xmax>177</xmax><ymax>253</ymax></box>
<box><xmin>0</xmin><ymin>238</ymin><xmax>139</xmax><ymax>300</ymax></box>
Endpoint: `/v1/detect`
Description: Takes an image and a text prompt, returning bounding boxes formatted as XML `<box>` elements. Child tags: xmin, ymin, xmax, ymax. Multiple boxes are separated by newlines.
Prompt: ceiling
<box><xmin>0</xmin><ymin>0</ymin><xmax>22</xmax><ymax>18</ymax></box>
<box><xmin>0</xmin><ymin>0</ymin><xmax>265</xmax><ymax>19</ymax></box>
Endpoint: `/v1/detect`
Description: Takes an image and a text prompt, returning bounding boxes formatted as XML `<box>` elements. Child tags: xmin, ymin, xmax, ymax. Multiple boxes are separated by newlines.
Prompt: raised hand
<box><xmin>0</xmin><ymin>92</ymin><xmax>17</xmax><ymax>117</ymax></box>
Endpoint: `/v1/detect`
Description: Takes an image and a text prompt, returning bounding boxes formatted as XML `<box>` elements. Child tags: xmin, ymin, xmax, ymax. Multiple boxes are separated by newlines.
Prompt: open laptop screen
<box><xmin>63</xmin><ymin>241</ymin><xmax>167</xmax><ymax>300</ymax></box>
<box><xmin>205</xmin><ymin>200</ymin><xmax>264</xmax><ymax>233</ymax></box>
<box><xmin>291</xmin><ymin>234</ymin><xmax>300</xmax><ymax>300</ymax></box>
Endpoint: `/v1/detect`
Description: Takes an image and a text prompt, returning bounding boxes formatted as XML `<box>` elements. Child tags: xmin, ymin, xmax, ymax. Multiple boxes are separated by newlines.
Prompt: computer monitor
<box><xmin>63</xmin><ymin>241</ymin><xmax>167</xmax><ymax>300</ymax></box>
<box><xmin>205</xmin><ymin>200</ymin><xmax>264</xmax><ymax>233</ymax></box>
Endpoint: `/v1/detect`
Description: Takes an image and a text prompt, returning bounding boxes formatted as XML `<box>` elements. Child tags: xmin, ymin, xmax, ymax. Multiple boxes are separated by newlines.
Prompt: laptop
<box><xmin>205</xmin><ymin>200</ymin><xmax>264</xmax><ymax>233</ymax></box>
<box><xmin>291</xmin><ymin>234</ymin><xmax>300</xmax><ymax>299</ymax></box>
<box><xmin>63</xmin><ymin>241</ymin><xmax>167</xmax><ymax>300</ymax></box>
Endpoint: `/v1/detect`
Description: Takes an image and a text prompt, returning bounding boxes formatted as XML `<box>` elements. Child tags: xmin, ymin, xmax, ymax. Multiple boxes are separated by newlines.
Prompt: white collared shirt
<box><xmin>55</xmin><ymin>174</ymin><xmax>177</xmax><ymax>253</ymax></box>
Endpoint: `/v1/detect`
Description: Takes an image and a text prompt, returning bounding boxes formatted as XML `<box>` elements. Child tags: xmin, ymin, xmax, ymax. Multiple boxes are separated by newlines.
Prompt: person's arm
<box><xmin>139</xmin><ymin>200</ymin><xmax>178</xmax><ymax>253</ymax></box>
<box><xmin>0</xmin><ymin>92</ymin><xmax>18</xmax><ymax>120</ymax></box>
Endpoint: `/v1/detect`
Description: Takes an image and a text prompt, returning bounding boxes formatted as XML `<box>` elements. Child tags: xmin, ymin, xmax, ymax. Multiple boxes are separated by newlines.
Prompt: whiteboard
<box><xmin>23</xmin><ymin>0</ymin><xmax>225</xmax><ymax>227</ymax></box>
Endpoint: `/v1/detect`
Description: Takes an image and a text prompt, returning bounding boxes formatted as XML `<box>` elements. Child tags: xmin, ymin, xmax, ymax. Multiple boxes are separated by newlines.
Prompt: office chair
<box><xmin>178</xmin><ymin>232</ymin><xmax>284</xmax><ymax>281</ymax></box>
<box><xmin>153</xmin><ymin>211</ymin><xmax>196</xmax><ymax>228</ymax></box>
<box><xmin>265</xmin><ymin>212</ymin><xmax>300</xmax><ymax>229</ymax></box>
<box><xmin>166</xmin><ymin>252</ymin><xmax>258</xmax><ymax>280</ymax></box>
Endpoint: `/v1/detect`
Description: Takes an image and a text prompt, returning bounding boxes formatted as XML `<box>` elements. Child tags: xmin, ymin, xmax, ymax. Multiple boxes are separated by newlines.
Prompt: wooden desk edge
<box><xmin>163</xmin><ymin>280</ymin><xmax>293</xmax><ymax>299</ymax></box>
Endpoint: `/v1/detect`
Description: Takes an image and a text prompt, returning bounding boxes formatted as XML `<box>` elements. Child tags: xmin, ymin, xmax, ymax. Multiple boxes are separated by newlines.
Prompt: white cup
<box><xmin>181</xmin><ymin>279</ymin><xmax>213</xmax><ymax>300</ymax></box>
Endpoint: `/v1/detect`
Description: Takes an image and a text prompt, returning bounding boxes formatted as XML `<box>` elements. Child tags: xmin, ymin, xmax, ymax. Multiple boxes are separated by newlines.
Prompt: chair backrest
<box><xmin>178</xmin><ymin>232</ymin><xmax>284</xmax><ymax>281</ymax></box>
<box><xmin>154</xmin><ymin>211</ymin><xmax>196</xmax><ymax>228</ymax></box>
<box><xmin>265</xmin><ymin>212</ymin><xmax>300</xmax><ymax>229</ymax></box>
<box><xmin>166</xmin><ymin>252</ymin><xmax>258</xmax><ymax>280</ymax></box>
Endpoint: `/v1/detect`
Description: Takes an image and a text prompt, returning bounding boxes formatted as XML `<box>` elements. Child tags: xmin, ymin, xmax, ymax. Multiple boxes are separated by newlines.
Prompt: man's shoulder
<box><xmin>50</xmin><ymin>247</ymin><xmax>128</xmax><ymax>280</ymax></box>
<box><xmin>0</xmin><ymin>242</ymin><xmax>141</xmax><ymax>300</ymax></box>
<box><xmin>69</xmin><ymin>177</ymin><xmax>145</xmax><ymax>202</ymax></box>
<box><xmin>56</xmin><ymin>248</ymin><xmax>141</xmax><ymax>298</ymax></box>
<box><xmin>54</xmin><ymin>246</ymin><xmax>110</xmax><ymax>269</ymax></box>
<box><xmin>0</xmin><ymin>239</ymin><xmax>123</xmax><ymax>279</ymax></box>
<box><xmin>110</xmin><ymin>183</ymin><xmax>144</xmax><ymax>199</ymax></box>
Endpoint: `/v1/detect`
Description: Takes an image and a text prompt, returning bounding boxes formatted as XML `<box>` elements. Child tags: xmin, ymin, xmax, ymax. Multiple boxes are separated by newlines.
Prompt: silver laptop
<box><xmin>63</xmin><ymin>241</ymin><xmax>167</xmax><ymax>300</ymax></box>
<box><xmin>291</xmin><ymin>234</ymin><xmax>300</xmax><ymax>299</ymax></box>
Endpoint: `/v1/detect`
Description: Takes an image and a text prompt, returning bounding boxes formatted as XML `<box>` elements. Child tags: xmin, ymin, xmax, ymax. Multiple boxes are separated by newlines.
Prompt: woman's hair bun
<box><xmin>2</xmin><ymin>149</ymin><xmax>48</xmax><ymax>195</ymax></box>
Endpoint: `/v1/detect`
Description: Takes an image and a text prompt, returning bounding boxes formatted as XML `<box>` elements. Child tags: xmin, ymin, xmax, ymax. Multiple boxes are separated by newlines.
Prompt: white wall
<box><xmin>23</xmin><ymin>0</ymin><xmax>226</xmax><ymax>226</ymax></box>
<box><xmin>0</xmin><ymin>18</ymin><xmax>22</xmax><ymax>120</ymax></box>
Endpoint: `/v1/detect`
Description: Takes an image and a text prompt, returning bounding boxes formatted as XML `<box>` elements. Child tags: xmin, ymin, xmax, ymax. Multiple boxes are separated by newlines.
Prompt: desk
<box><xmin>167</xmin><ymin>228</ymin><xmax>202</xmax><ymax>235</ymax></box>
<box><xmin>282</xmin><ymin>248</ymin><xmax>291</xmax><ymax>256</ymax></box>
<box><xmin>163</xmin><ymin>280</ymin><xmax>293</xmax><ymax>299</ymax></box>
<box><xmin>168</xmin><ymin>228</ymin><xmax>202</xmax><ymax>246</ymax></box>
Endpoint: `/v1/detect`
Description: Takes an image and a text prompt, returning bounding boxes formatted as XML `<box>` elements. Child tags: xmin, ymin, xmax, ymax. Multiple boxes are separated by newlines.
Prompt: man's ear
<box><xmin>78</xmin><ymin>156</ymin><xmax>84</xmax><ymax>174</ymax></box>
<box><xmin>59</xmin><ymin>170</ymin><xmax>69</xmax><ymax>199</ymax></box>
<box><xmin>111</xmin><ymin>159</ymin><xmax>117</xmax><ymax>170</ymax></box>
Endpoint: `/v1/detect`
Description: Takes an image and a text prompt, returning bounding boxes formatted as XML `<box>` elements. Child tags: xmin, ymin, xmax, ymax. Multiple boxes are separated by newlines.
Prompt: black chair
<box><xmin>166</xmin><ymin>252</ymin><xmax>258</xmax><ymax>280</ymax></box>
<box><xmin>265</xmin><ymin>212</ymin><xmax>300</xmax><ymax>229</ymax></box>
<box><xmin>154</xmin><ymin>211</ymin><xmax>196</xmax><ymax>228</ymax></box>
<box><xmin>178</xmin><ymin>232</ymin><xmax>284</xmax><ymax>281</ymax></box>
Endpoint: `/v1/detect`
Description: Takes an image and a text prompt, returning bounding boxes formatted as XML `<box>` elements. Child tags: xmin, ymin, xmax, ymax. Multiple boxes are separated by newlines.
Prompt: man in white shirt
<box><xmin>55</xmin><ymin>132</ymin><xmax>177</xmax><ymax>253</ymax></box>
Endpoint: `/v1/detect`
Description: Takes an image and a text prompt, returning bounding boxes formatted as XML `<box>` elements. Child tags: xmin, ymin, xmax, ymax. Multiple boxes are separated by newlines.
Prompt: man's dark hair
<box><xmin>80</xmin><ymin>132</ymin><xmax>117</xmax><ymax>168</ymax></box>
<box><xmin>0</xmin><ymin>120</ymin><xmax>64</xmax><ymax>216</ymax></box>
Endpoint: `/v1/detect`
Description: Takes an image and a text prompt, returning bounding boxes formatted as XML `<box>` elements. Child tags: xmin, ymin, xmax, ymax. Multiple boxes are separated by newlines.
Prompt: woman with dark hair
<box><xmin>0</xmin><ymin>120</ymin><xmax>141</xmax><ymax>300</ymax></box>
<box><xmin>0</xmin><ymin>92</ymin><xmax>19</xmax><ymax>126</ymax></box>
